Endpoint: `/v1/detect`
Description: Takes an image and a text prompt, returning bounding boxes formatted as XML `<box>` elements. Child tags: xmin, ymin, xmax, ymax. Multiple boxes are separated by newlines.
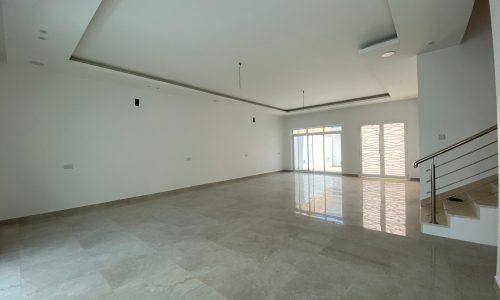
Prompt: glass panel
<box><xmin>361</xmin><ymin>125</ymin><xmax>381</xmax><ymax>176</ymax></box>
<box><xmin>324</xmin><ymin>133</ymin><xmax>342</xmax><ymax>172</ymax></box>
<box><xmin>293</xmin><ymin>135</ymin><xmax>309</xmax><ymax>170</ymax></box>
<box><xmin>293</xmin><ymin>128</ymin><xmax>307</xmax><ymax>135</ymax></box>
<box><xmin>308</xmin><ymin>135</ymin><xmax>313</xmax><ymax>170</ymax></box>
<box><xmin>293</xmin><ymin>136</ymin><xmax>299</xmax><ymax>170</ymax></box>
<box><xmin>383</xmin><ymin>123</ymin><xmax>406</xmax><ymax>177</ymax></box>
<box><xmin>324</xmin><ymin>126</ymin><xmax>342</xmax><ymax>132</ymax></box>
<box><xmin>307</xmin><ymin>127</ymin><xmax>323</xmax><ymax>134</ymax></box>
<box><xmin>311</xmin><ymin>135</ymin><xmax>324</xmax><ymax>171</ymax></box>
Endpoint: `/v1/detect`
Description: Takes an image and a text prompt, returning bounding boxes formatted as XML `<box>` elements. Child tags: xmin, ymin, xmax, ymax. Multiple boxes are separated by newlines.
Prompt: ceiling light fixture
<box><xmin>381</xmin><ymin>51</ymin><xmax>396</xmax><ymax>58</ymax></box>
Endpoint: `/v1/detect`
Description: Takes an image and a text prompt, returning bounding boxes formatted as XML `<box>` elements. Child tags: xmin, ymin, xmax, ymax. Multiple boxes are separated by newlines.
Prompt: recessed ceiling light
<box><xmin>38</xmin><ymin>36</ymin><xmax>46</xmax><ymax>40</ymax></box>
<box><xmin>381</xmin><ymin>51</ymin><xmax>396</xmax><ymax>58</ymax></box>
<box><xmin>28</xmin><ymin>60</ymin><xmax>44</xmax><ymax>66</ymax></box>
<box><xmin>39</xmin><ymin>30</ymin><xmax>48</xmax><ymax>34</ymax></box>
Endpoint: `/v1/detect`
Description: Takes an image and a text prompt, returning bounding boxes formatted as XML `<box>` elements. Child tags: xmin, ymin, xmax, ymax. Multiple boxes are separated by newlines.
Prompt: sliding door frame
<box><xmin>292</xmin><ymin>127</ymin><xmax>342</xmax><ymax>174</ymax></box>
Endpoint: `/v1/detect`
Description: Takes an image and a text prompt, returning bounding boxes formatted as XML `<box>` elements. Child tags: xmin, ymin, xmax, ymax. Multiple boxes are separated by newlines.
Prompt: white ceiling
<box><xmin>1</xmin><ymin>0</ymin><xmax>475</xmax><ymax>112</ymax></box>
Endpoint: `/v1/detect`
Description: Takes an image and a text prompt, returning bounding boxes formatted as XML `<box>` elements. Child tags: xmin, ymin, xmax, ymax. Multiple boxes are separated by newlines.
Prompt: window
<box><xmin>361</xmin><ymin>122</ymin><xmax>407</xmax><ymax>178</ymax></box>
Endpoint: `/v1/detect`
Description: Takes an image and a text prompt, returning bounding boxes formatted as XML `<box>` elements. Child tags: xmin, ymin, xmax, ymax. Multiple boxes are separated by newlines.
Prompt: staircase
<box><xmin>414</xmin><ymin>125</ymin><xmax>498</xmax><ymax>246</ymax></box>
<box><xmin>420</xmin><ymin>175</ymin><xmax>498</xmax><ymax>245</ymax></box>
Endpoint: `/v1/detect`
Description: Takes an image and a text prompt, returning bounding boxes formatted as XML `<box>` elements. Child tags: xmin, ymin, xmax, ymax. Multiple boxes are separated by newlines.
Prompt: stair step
<box><xmin>442</xmin><ymin>193</ymin><xmax>477</xmax><ymax>218</ymax></box>
<box><xmin>419</xmin><ymin>174</ymin><xmax>498</xmax><ymax>229</ymax></box>
<box><xmin>491</xmin><ymin>182</ymin><xmax>498</xmax><ymax>193</ymax></box>
<box><xmin>466</xmin><ymin>189</ymin><xmax>492</xmax><ymax>202</ymax></box>
<box><xmin>420</xmin><ymin>198</ymin><xmax>448</xmax><ymax>226</ymax></box>
<box><xmin>468</xmin><ymin>182</ymin><xmax>495</xmax><ymax>195</ymax></box>
<box><xmin>474</xmin><ymin>193</ymin><xmax>498</xmax><ymax>207</ymax></box>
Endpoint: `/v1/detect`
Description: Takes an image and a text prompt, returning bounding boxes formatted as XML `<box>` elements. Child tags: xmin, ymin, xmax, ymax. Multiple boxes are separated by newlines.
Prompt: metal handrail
<box><xmin>413</xmin><ymin>124</ymin><xmax>497</xmax><ymax>225</ymax></box>
<box><xmin>414</xmin><ymin>125</ymin><xmax>497</xmax><ymax>168</ymax></box>
<box><xmin>431</xmin><ymin>166</ymin><xmax>498</xmax><ymax>192</ymax></box>
<box><xmin>434</xmin><ymin>140</ymin><xmax>498</xmax><ymax>168</ymax></box>
<box><xmin>425</xmin><ymin>153</ymin><xmax>498</xmax><ymax>182</ymax></box>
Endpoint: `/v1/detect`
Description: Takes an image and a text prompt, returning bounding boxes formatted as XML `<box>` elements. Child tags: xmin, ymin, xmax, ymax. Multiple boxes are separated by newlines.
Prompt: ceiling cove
<box><xmin>55</xmin><ymin>0</ymin><xmax>473</xmax><ymax>113</ymax></box>
<box><xmin>70</xmin><ymin>55</ymin><xmax>391</xmax><ymax>113</ymax></box>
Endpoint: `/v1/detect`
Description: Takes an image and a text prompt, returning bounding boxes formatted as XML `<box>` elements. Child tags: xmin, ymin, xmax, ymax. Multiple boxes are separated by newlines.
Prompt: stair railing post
<box><xmin>430</xmin><ymin>158</ymin><xmax>438</xmax><ymax>224</ymax></box>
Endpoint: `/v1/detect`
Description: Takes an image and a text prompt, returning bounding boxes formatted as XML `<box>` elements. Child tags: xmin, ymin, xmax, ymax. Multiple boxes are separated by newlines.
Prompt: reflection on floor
<box><xmin>295</xmin><ymin>173</ymin><xmax>411</xmax><ymax>236</ymax></box>
<box><xmin>295</xmin><ymin>174</ymin><xmax>344</xmax><ymax>224</ymax></box>
<box><xmin>362</xmin><ymin>180</ymin><xmax>406</xmax><ymax>236</ymax></box>
<box><xmin>0</xmin><ymin>172</ymin><xmax>497</xmax><ymax>299</ymax></box>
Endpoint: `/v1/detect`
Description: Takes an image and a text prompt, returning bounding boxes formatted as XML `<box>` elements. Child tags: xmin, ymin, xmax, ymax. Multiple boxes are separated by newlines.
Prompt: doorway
<box><xmin>361</xmin><ymin>122</ymin><xmax>406</xmax><ymax>178</ymax></box>
<box><xmin>293</xmin><ymin>126</ymin><xmax>342</xmax><ymax>173</ymax></box>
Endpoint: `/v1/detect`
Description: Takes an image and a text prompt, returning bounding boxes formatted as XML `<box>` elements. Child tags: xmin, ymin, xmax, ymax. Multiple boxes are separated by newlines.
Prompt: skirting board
<box><xmin>283</xmin><ymin>169</ymin><xmax>358</xmax><ymax>177</ymax></box>
<box><xmin>0</xmin><ymin>170</ymin><xmax>286</xmax><ymax>224</ymax></box>
<box><xmin>0</xmin><ymin>170</ymin><xmax>387</xmax><ymax>224</ymax></box>
<box><xmin>494</xmin><ymin>276</ymin><xmax>500</xmax><ymax>299</ymax></box>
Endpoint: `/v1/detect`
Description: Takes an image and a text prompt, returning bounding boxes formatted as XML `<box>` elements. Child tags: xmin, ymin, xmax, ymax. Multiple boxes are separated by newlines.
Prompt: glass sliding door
<box><xmin>311</xmin><ymin>135</ymin><xmax>325</xmax><ymax>172</ymax></box>
<box><xmin>293</xmin><ymin>135</ymin><xmax>309</xmax><ymax>171</ymax></box>
<box><xmin>325</xmin><ymin>133</ymin><xmax>342</xmax><ymax>173</ymax></box>
<box><xmin>292</xmin><ymin>126</ymin><xmax>342</xmax><ymax>173</ymax></box>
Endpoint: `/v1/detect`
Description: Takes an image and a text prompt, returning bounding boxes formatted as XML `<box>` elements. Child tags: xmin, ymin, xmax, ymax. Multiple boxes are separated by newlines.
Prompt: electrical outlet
<box><xmin>438</xmin><ymin>133</ymin><xmax>446</xmax><ymax>140</ymax></box>
<box><xmin>63</xmin><ymin>164</ymin><xmax>74</xmax><ymax>170</ymax></box>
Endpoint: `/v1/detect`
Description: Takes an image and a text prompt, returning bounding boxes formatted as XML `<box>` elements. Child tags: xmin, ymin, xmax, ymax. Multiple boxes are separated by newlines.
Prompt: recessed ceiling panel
<box><xmin>73</xmin><ymin>0</ymin><xmax>396</xmax><ymax>109</ymax></box>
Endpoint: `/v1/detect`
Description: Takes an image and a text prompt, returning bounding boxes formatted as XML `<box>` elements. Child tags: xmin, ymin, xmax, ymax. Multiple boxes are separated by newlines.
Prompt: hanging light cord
<box><xmin>238</xmin><ymin>62</ymin><xmax>242</xmax><ymax>89</ymax></box>
<box><xmin>302</xmin><ymin>90</ymin><xmax>305</xmax><ymax>110</ymax></box>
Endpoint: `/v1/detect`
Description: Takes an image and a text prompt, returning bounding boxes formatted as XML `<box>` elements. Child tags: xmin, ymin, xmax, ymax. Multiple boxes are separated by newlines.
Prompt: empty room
<box><xmin>2</xmin><ymin>0</ymin><xmax>500</xmax><ymax>299</ymax></box>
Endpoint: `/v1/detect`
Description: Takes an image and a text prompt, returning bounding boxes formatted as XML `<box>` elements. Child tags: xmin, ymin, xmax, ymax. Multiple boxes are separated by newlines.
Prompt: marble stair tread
<box><xmin>466</xmin><ymin>189</ymin><xmax>492</xmax><ymax>202</ymax></box>
<box><xmin>420</xmin><ymin>198</ymin><xmax>448</xmax><ymax>226</ymax></box>
<box><xmin>465</xmin><ymin>181</ymin><xmax>498</xmax><ymax>207</ymax></box>
<box><xmin>473</xmin><ymin>193</ymin><xmax>498</xmax><ymax>207</ymax></box>
<box><xmin>442</xmin><ymin>193</ymin><xmax>478</xmax><ymax>218</ymax></box>
<box><xmin>491</xmin><ymin>182</ymin><xmax>498</xmax><ymax>193</ymax></box>
<box><xmin>467</xmin><ymin>182</ymin><xmax>495</xmax><ymax>195</ymax></box>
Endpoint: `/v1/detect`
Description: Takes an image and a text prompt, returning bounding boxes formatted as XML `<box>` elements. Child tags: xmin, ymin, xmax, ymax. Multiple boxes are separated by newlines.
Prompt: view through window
<box><xmin>293</xmin><ymin>126</ymin><xmax>342</xmax><ymax>173</ymax></box>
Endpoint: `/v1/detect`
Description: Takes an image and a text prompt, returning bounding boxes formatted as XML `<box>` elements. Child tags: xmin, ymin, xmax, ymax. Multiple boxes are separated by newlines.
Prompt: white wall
<box><xmin>489</xmin><ymin>0</ymin><xmax>500</xmax><ymax>287</ymax></box>
<box><xmin>0</xmin><ymin>65</ymin><xmax>284</xmax><ymax>221</ymax></box>
<box><xmin>283</xmin><ymin>99</ymin><xmax>420</xmax><ymax>179</ymax></box>
<box><xmin>417</xmin><ymin>0</ymin><xmax>497</xmax><ymax>196</ymax></box>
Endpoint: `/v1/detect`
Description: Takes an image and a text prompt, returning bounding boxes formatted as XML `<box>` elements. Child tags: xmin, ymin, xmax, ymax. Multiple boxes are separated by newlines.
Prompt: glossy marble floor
<box><xmin>0</xmin><ymin>172</ymin><xmax>497</xmax><ymax>299</ymax></box>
